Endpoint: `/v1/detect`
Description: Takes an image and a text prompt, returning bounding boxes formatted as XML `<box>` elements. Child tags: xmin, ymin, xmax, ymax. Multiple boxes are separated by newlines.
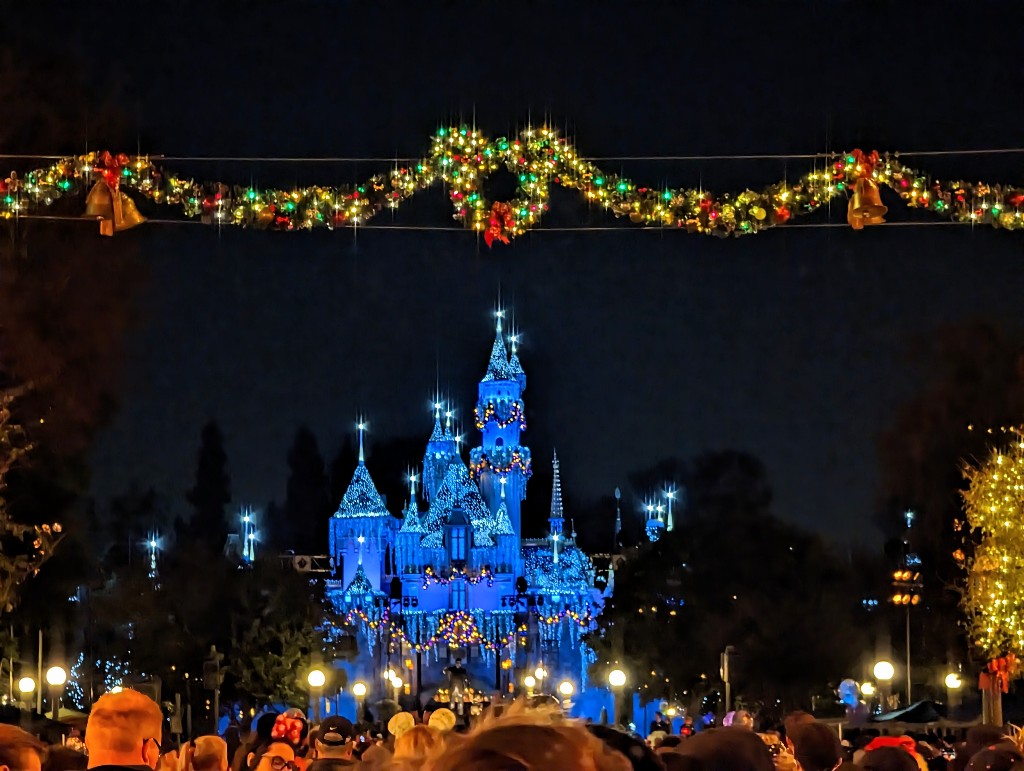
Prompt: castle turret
<box><xmin>470</xmin><ymin>310</ymin><xmax>531</xmax><ymax>544</ymax></box>
<box><xmin>329</xmin><ymin>421</ymin><xmax>392</xmax><ymax>590</ymax></box>
<box><xmin>423</xmin><ymin>400</ymin><xmax>459</xmax><ymax>501</ymax></box>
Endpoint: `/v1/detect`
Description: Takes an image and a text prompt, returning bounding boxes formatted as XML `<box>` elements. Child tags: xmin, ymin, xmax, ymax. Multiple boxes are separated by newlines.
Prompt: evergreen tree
<box><xmin>186</xmin><ymin>421</ymin><xmax>231</xmax><ymax>552</ymax></box>
<box><xmin>280</xmin><ymin>427</ymin><xmax>330</xmax><ymax>554</ymax></box>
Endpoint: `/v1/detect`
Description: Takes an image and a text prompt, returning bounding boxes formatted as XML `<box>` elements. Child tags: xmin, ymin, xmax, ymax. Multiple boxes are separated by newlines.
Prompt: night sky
<box><xmin>10</xmin><ymin>2</ymin><xmax>1024</xmax><ymax>546</ymax></box>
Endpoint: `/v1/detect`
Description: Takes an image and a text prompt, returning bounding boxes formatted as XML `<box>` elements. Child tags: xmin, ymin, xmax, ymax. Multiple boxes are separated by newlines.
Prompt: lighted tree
<box><xmin>960</xmin><ymin>432</ymin><xmax>1024</xmax><ymax>724</ymax></box>
<box><xmin>0</xmin><ymin>388</ymin><xmax>63</xmax><ymax>615</ymax></box>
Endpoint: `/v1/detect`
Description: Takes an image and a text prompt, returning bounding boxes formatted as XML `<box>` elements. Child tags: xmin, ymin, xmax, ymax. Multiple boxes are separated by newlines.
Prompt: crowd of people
<box><xmin>2</xmin><ymin>689</ymin><xmax>1024</xmax><ymax>771</ymax></box>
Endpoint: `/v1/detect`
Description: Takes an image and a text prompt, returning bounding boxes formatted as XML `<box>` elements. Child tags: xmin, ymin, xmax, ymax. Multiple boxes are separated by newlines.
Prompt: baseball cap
<box><xmin>317</xmin><ymin>716</ymin><xmax>356</xmax><ymax>747</ymax></box>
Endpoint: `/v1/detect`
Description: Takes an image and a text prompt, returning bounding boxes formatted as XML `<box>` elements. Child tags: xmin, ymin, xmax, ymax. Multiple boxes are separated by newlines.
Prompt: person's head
<box><xmin>655</xmin><ymin>712</ymin><xmax>664</xmax><ymax>721</ymax></box>
<box><xmin>86</xmin><ymin>689</ymin><xmax>164</xmax><ymax>770</ymax></box>
<box><xmin>965</xmin><ymin>725</ymin><xmax>1007</xmax><ymax>759</ymax></box>
<box><xmin>660</xmin><ymin>736</ymin><xmax>683</xmax><ymax>750</ymax></box>
<box><xmin>253</xmin><ymin>714</ymin><xmax>280</xmax><ymax>744</ymax></box>
<box><xmin>684</xmin><ymin>716</ymin><xmax>694</xmax><ymax>726</ymax></box>
<box><xmin>675</xmin><ymin>727</ymin><xmax>776</xmax><ymax>771</ymax></box>
<box><xmin>586</xmin><ymin>724</ymin><xmax>664</xmax><ymax>771</ymax></box>
<box><xmin>782</xmin><ymin>711</ymin><xmax>815</xmax><ymax>743</ymax></box>
<box><xmin>967</xmin><ymin>743</ymin><xmax>1024</xmax><ymax>771</ymax></box>
<box><xmin>42</xmin><ymin>746</ymin><xmax>88</xmax><ymax>771</ymax></box>
<box><xmin>186</xmin><ymin>737</ymin><xmax>228</xmax><ymax>771</ymax></box>
<box><xmin>431</xmin><ymin>720</ymin><xmax>632</xmax><ymax>771</ymax></box>
<box><xmin>860</xmin><ymin>746</ymin><xmax>921</xmax><ymax>771</ymax></box>
<box><xmin>789</xmin><ymin>723</ymin><xmax>841</xmax><ymax>771</ymax></box>
<box><xmin>157</xmin><ymin>751</ymin><xmax>178</xmax><ymax>771</ymax></box>
<box><xmin>455</xmin><ymin>658</ymin><xmax>462</xmax><ymax>666</ymax></box>
<box><xmin>315</xmin><ymin>716</ymin><xmax>357</xmax><ymax>761</ymax></box>
<box><xmin>392</xmin><ymin>725</ymin><xmax>441</xmax><ymax>764</ymax></box>
<box><xmin>249</xmin><ymin>742</ymin><xmax>294</xmax><ymax>771</ymax></box>
<box><xmin>0</xmin><ymin>725</ymin><xmax>45</xmax><ymax>771</ymax></box>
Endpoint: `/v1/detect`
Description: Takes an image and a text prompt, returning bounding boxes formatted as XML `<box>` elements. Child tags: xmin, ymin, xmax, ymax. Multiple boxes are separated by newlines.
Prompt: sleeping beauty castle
<box><xmin>325</xmin><ymin>311</ymin><xmax>603</xmax><ymax>713</ymax></box>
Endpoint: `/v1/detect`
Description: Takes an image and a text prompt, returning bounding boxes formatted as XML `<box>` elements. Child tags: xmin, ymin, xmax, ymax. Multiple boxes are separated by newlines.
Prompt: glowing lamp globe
<box><xmin>872</xmin><ymin>661</ymin><xmax>895</xmax><ymax>682</ymax></box>
<box><xmin>18</xmin><ymin>677</ymin><xmax>36</xmax><ymax>695</ymax></box>
<box><xmin>307</xmin><ymin>669</ymin><xmax>326</xmax><ymax>688</ymax></box>
<box><xmin>46</xmin><ymin>666</ymin><xmax>67</xmax><ymax>687</ymax></box>
<box><xmin>523</xmin><ymin>675</ymin><xmax>536</xmax><ymax>688</ymax></box>
<box><xmin>666</xmin><ymin>707</ymin><xmax>677</xmax><ymax>717</ymax></box>
<box><xmin>109</xmin><ymin>685</ymin><xmax>124</xmax><ymax>694</ymax></box>
<box><xmin>390</xmin><ymin>675</ymin><xmax>403</xmax><ymax>689</ymax></box>
<box><xmin>558</xmin><ymin>680</ymin><xmax>574</xmax><ymax>697</ymax></box>
<box><xmin>608</xmin><ymin>669</ymin><xmax>627</xmax><ymax>688</ymax></box>
<box><xmin>384</xmin><ymin>668</ymin><xmax>396</xmax><ymax>681</ymax></box>
<box><xmin>351</xmin><ymin>682</ymin><xmax>367</xmax><ymax>698</ymax></box>
<box><xmin>860</xmin><ymin>682</ymin><xmax>876</xmax><ymax>696</ymax></box>
<box><xmin>945</xmin><ymin>673</ymin><xmax>962</xmax><ymax>690</ymax></box>
<box><xmin>534</xmin><ymin>667</ymin><xmax>547</xmax><ymax>680</ymax></box>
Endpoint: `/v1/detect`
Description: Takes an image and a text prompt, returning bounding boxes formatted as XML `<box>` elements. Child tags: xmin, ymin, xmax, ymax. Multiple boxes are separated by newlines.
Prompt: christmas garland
<box><xmin>4</xmin><ymin>128</ymin><xmax>1024</xmax><ymax>242</ymax></box>
<box><xmin>475</xmin><ymin>399</ymin><xmax>526</xmax><ymax>430</ymax></box>
<box><xmin>421</xmin><ymin>565</ymin><xmax>495</xmax><ymax>589</ymax></box>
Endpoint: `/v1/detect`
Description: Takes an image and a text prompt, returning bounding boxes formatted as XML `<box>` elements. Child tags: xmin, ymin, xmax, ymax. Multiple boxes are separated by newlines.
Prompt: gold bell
<box><xmin>847</xmin><ymin>178</ymin><xmax>887</xmax><ymax>230</ymax></box>
<box><xmin>83</xmin><ymin>180</ymin><xmax>146</xmax><ymax>236</ymax></box>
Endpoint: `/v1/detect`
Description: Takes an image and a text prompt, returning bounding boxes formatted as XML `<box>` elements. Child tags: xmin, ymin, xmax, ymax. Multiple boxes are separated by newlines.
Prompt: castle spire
<box><xmin>550</xmin><ymin>450</ymin><xmax>565</xmax><ymax>564</ymax></box>
<box><xmin>483</xmin><ymin>309</ymin><xmax>511</xmax><ymax>381</ymax></box>
<box><xmin>429</xmin><ymin>400</ymin><xmax>444</xmax><ymax>442</ymax></box>
<box><xmin>614</xmin><ymin>487</ymin><xmax>622</xmax><ymax>547</ymax></box>
<box><xmin>357</xmin><ymin>418</ymin><xmax>367</xmax><ymax>464</ymax></box>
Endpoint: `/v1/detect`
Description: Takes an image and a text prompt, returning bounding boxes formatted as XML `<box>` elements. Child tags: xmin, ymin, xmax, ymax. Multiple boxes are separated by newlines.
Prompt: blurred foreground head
<box><xmin>86</xmin><ymin>689</ymin><xmax>164</xmax><ymax>770</ymax></box>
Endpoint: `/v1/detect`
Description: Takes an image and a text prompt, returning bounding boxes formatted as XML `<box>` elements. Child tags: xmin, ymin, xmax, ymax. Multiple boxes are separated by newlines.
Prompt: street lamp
<box><xmin>307</xmin><ymin>669</ymin><xmax>326</xmax><ymax>722</ymax></box>
<box><xmin>534</xmin><ymin>666</ymin><xmax>547</xmax><ymax>693</ymax></box>
<box><xmin>18</xmin><ymin>676</ymin><xmax>36</xmax><ymax>706</ymax></box>
<box><xmin>523</xmin><ymin>675</ymin><xmax>536</xmax><ymax>695</ymax></box>
<box><xmin>860</xmin><ymin>682</ymin><xmax>876</xmax><ymax>697</ymax></box>
<box><xmin>608</xmin><ymin>669</ymin><xmax>626</xmax><ymax>726</ymax></box>
<box><xmin>945</xmin><ymin>673</ymin><xmax>962</xmax><ymax>690</ymax></box>
<box><xmin>45</xmin><ymin>666</ymin><xmax>67</xmax><ymax>722</ymax></box>
<box><xmin>557</xmin><ymin>680</ymin><xmax>574</xmax><ymax>710</ymax></box>
<box><xmin>872</xmin><ymin>661</ymin><xmax>895</xmax><ymax>682</ymax></box>
<box><xmin>352</xmin><ymin>681</ymin><xmax>367</xmax><ymax>719</ymax></box>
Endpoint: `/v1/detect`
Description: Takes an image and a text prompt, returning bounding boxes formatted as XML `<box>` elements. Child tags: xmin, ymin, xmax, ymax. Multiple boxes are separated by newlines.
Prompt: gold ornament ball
<box><xmin>750</xmin><ymin>206</ymin><xmax>767</xmax><ymax>221</ymax></box>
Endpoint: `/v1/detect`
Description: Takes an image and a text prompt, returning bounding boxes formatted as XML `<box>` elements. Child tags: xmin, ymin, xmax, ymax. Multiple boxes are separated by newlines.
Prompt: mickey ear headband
<box><xmin>271</xmin><ymin>714</ymin><xmax>305</xmax><ymax>746</ymax></box>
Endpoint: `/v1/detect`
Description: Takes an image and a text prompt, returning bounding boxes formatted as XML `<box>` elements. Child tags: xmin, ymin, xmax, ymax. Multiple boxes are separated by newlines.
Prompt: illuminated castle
<box><xmin>325</xmin><ymin>311</ymin><xmax>600</xmax><ymax>705</ymax></box>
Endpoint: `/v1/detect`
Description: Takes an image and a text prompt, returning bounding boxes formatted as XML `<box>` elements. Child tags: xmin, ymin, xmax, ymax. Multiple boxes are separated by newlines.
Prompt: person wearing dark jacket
<box><xmin>308</xmin><ymin>716</ymin><xmax>358</xmax><ymax>770</ymax></box>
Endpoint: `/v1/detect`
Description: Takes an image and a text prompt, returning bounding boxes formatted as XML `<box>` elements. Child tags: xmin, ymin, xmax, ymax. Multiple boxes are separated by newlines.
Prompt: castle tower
<box><xmin>328</xmin><ymin>421</ymin><xmax>392</xmax><ymax>590</ymax></box>
<box><xmin>423</xmin><ymin>400</ymin><xmax>459</xmax><ymax>501</ymax></box>
<box><xmin>469</xmin><ymin>310</ymin><xmax>531</xmax><ymax>541</ymax></box>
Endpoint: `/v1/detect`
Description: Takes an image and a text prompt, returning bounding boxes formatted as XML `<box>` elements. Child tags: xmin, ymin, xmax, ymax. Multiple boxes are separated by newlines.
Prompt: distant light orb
<box><xmin>872</xmin><ymin>661</ymin><xmax>895</xmax><ymax>682</ymax></box>
<box><xmin>352</xmin><ymin>682</ymin><xmax>367</xmax><ymax>698</ymax></box>
<box><xmin>18</xmin><ymin>677</ymin><xmax>36</xmax><ymax>695</ymax></box>
<box><xmin>523</xmin><ymin>675</ymin><xmax>536</xmax><ymax>689</ymax></box>
<box><xmin>46</xmin><ymin>666</ymin><xmax>67</xmax><ymax>687</ymax></box>
<box><xmin>666</xmin><ymin>706</ymin><xmax>677</xmax><ymax>717</ymax></box>
<box><xmin>608</xmin><ymin>669</ymin><xmax>627</xmax><ymax>688</ymax></box>
<box><xmin>558</xmin><ymin>680</ymin><xmax>574</xmax><ymax>697</ymax></box>
<box><xmin>534</xmin><ymin>667</ymin><xmax>547</xmax><ymax>680</ymax></box>
<box><xmin>945</xmin><ymin>673</ymin><xmax>962</xmax><ymax>690</ymax></box>
<box><xmin>860</xmin><ymin>682</ymin><xmax>876</xmax><ymax>696</ymax></box>
<box><xmin>307</xmin><ymin>669</ymin><xmax>326</xmax><ymax>688</ymax></box>
<box><xmin>390</xmin><ymin>675</ymin><xmax>403</xmax><ymax>689</ymax></box>
<box><xmin>109</xmin><ymin>685</ymin><xmax>124</xmax><ymax>694</ymax></box>
<box><xmin>384</xmin><ymin>668</ymin><xmax>396</xmax><ymax>681</ymax></box>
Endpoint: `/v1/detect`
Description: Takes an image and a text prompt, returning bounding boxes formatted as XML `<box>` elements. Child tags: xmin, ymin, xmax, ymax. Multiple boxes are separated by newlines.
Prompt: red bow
<box><xmin>95</xmin><ymin>151</ymin><xmax>131</xmax><ymax>190</ymax></box>
<box><xmin>271</xmin><ymin>715</ymin><xmax>304</xmax><ymax>746</ymax></box>
<box><xmin>850</xmin><ymin>149</ymin><xmax>881</xmax><ymax>178</ymax></box>
<box><xmin>484</xmin><ymin>202</ymin><xmax>515</xmax><ymax>248</ymax></box>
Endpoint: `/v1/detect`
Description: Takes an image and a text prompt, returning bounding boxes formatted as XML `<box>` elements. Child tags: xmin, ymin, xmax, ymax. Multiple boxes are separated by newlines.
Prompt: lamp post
<box><xmin>45</xmin><ymin>666</ymin><xmax>67</xmax><ymax>722</ymax></box>
<box><xmin>557</xmin><ymin>680</ymin><xmax>574</xmax><ymax>711</ymax></box>
<box><xmin>390</xmin><ymin>675</ymin><xmax>404</xmax><ymax>703</ymax></box>
<box><xmin>352</xmin><ymin>682</ymin><xmax>367</xmax><ymax>720</ymax></box>
<box><xmin>18</xmin><ymin>676</ymin><xmax>36</xmax><ymax>708</ymax></box>
<box><xmin>534</xmin><ymin>666</ymin><xmax>547</xmax><ymax>695</ymax></box>
<box><xmin>307</xmin><ymin>669</ymin><xmax>326</xmax><ymax>723</ymax></box>
<box><xmin>523</xmin><ymin>675</ymin><xmax>536</xmax><ymax>696</ymax></box>
<box><xmin>608</xmin><ymin>669</ymin><xmax>626</xmax><ymax>726</ymax></box>
<box><xmin>873</xmin><ymin>660</ymin><xmax>894</xmax><ymax>712</ymax></box>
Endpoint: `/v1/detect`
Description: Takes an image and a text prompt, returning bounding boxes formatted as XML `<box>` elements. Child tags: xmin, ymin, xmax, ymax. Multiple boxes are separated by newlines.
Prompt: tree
<box><xmin>960</xmin><ymin>432</ymin><xmax>1024</xmax><ymax>724</ymax></box>
<box><xmin>0</xmin><ymin>388</ymin><xmax>62</xmax><ymax>615</ymax></box>
<box><xmin>276</xmin><ymin>427</ymin><xmax>330</xmax><ymax>554</ymax></box>
<box><xmin>875</xmin><ymin>320</ymin><xmax>1024</xmax><ymax>666</ymax></box>
<box><xmin>185</xmin><ymin>421</ymin><xmax>231</xmax><ymax>552</ymax></box>
<box><xmin>590</xmin><ymin>451</ymin><xmax>869</xmax><ymax>715</ymax></box>
<box><xmin>228</xmin><ymin>559</ymin><xmax>352</xmax><ymax>707</ymax></box>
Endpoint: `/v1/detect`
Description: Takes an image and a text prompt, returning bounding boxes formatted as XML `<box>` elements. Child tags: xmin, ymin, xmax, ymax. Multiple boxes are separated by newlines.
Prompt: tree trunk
<box><xmin>982</xmin><ymin>678</ymin><xmax>1003</xmax><ymax>726</ymax></box>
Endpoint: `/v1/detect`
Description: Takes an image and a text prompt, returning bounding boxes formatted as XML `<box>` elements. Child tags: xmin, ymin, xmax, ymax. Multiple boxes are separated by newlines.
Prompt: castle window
<box><xmin>451</xmin><ymin>578</ymin><xmax>468</xmax><ymax>610</ymax></box>
<box><xmin>450</xmin><ymin>527</ymin><xmax>467</xmax><ymax>562</ymax></box>
<box><xmin>495</xmin><ymin>437</ymin><xmax>504</xmax><ymax>447</ymax></box>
